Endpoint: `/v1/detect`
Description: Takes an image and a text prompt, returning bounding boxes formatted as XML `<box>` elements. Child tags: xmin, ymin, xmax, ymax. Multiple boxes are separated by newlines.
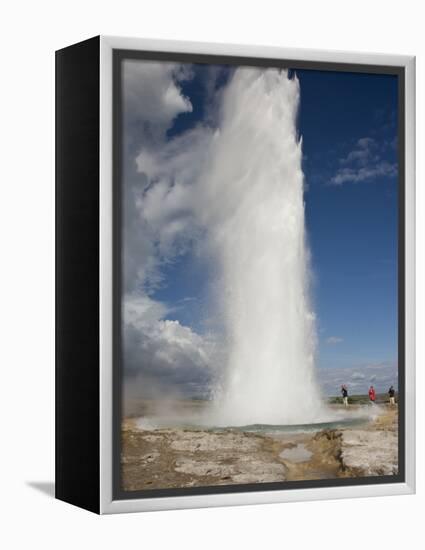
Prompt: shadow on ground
<box><xmin>26</xmin><ymin>481</ymin><xmax>55</xmax><ymax>498</ymax></box>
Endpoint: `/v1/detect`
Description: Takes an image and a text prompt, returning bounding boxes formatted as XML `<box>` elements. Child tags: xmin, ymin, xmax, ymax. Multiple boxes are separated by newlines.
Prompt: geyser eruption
<box><xmin>202</xmin><ymin>67</ymin><xmax>326</xmax><ymax>425</ymax></box>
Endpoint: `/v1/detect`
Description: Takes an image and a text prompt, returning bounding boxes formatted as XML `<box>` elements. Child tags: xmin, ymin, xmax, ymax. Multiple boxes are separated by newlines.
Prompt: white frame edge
<box><xmin>99</xmin><ymin>35</ymin><xmax>416</xmax><ymax>514</ymax></box>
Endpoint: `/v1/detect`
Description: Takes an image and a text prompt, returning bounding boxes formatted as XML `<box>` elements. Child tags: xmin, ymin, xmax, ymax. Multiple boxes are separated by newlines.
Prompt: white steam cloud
<box><xmin>196</xmin><ymin>68</ymin><xmax>325</xmax><ymax>425</ymax></box>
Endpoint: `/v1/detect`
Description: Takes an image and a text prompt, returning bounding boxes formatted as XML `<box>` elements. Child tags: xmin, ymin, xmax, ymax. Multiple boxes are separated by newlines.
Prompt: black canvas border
<box><xmin>112</xmin><ymin>48</ymin><xmax>406</xmax><ymax>501</ymax></box>
<box><xmin>55</xmin><ymin>36</ymin><xmax>100</xmax><ymax>513</ymax></box>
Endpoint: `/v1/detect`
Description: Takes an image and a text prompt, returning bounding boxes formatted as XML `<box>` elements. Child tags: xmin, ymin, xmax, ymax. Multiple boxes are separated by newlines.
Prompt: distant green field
<box><xmin>328</xmin><ymin>393</ymin><xmax>397</xmax><ymax>405</ymax></box>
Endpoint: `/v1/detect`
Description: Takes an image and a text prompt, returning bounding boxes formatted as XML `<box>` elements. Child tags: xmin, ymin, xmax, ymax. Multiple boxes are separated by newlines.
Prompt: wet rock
<box><xmin>174</xmin><ymin>458</ymin><xmax>232</xmax><ymax>477</ymax></box>
<box><xmin>170</xmin><ymin>431</ymin><xmax>259</xmax><ymax>452</ymax></box>
<box><xmin>174</xmin><ymin>454</ymin><xmax>286</xmax><ymax>483</ymax></box>
<box><xmin>142</xmin><ymin>434</ymin><xmax>164</xmax><ymax>443</ymax></box>
<box><xmin>140</xmin><ymin>452</ymin><xmax>160</xmax><ymax>463</ymax></box>
<box><xmin>340</xmin><ymin>429</ymin><xmax>398</xmax><ymax>476</ymax></box>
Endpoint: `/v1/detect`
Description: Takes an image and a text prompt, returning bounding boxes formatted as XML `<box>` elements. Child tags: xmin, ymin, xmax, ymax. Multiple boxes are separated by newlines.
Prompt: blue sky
<box><xmin>122</xmin><ymin>60</ymin><xmax>399</xmax><ymax>396</ymax></box>
<box><xmin>297</xmin><ymin>70</ymin><xmax>398</xmax><ymax>375</ymax></box>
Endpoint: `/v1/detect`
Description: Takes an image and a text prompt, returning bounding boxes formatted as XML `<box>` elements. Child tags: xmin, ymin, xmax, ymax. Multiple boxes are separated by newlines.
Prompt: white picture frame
<box><xmin>56</xmin><ymin>35</ymin><xmax>415</xmax><ymax>514</ymax></box>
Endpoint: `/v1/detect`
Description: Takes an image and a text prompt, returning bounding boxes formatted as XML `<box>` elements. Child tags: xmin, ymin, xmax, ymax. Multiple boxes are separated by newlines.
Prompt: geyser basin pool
<box><xmin>225</xmin><ymin>418</ymin><xmax>368</xmax><ymax>434</ymax></box>
<box><xmin>135</xmin><ymin>409</ymin><xmax>372</xmax><ymax>434</ymax></box>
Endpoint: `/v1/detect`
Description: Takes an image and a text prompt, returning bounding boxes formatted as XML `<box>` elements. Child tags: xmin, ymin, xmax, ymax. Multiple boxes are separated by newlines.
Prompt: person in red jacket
<box><xmin>368</xmin><ymin>385</ymin><xmax>376</xmax><ymax>404</ymax></box>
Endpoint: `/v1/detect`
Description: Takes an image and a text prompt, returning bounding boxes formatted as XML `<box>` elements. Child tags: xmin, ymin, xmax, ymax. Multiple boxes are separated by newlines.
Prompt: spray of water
<box><xmin>197</xmin><ymin>67</ymin><xmax>327</xmax><ymax>426</ymax></box>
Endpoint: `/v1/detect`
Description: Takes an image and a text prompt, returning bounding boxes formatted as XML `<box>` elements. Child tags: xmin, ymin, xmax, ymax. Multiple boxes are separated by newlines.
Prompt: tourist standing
<box><xmin>368</xmin><ymin>385</ymin><xmax>376</xmax><ymax>404</ymax></box>
<box><xmin>341</xmin><ymin>384</ymin><xmax>348</xmax><ymax>407</ymax></box>
<box><xmin>388</xmin><ymin>385</ymin><xmax>396</xmax><ymax>406</ymax></box>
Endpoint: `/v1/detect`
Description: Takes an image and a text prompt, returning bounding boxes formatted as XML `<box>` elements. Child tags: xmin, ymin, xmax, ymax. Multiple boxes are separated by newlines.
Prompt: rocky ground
<box><xmin>338</xmin><ymin>406</ymin><xmax>398</xmax><ymax>477</ymax></box>
<box><xmin>121</xmin><ymin>405</ymin><xmax>398</xmax><ymax>491</ymax></box>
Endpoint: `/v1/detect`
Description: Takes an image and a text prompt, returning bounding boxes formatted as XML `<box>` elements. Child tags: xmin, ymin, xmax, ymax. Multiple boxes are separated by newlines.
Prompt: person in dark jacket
<box><xmin>341</xmin><ymin>385</ymin><xmax>348</xmax><ymax>407</ymax></box>
<box><xmin>388</xmin><ymin>385</ymin><xmax>396</xmax><ymax>406</ymax></box>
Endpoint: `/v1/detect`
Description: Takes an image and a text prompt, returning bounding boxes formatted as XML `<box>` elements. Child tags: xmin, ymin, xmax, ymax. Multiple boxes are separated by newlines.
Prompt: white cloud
<box><xmin>357</xmin><ymin>137</ymin><xmax>375</xmax><ymax>149</ymax></box>
<box><xmin>121</xmin><ymin>60</ymin><xmax>201</xmax><ymax>294</ymax></box>
<box><xmin>318</xmin><ymin>361</ymin><xmax>397</xmax><ymax>396</ymax></box>
<box><xmin>133</xmin><ymin>125</ymin><xmax>214</xmax><ymax>259</ymax></box>
<box><xmin>119</xmin><ymin>61</ymin><xmax>222</xmax><ymax>399</ymax></box>
<box><xmin>123</xmin><ymin>293</ymin><xmax>220</xmax><ymax>397</ymax></box>
<box><xmin>331</xmin><ymin>162</ymin><xmax>397</xmax><ymax>185</ymax></box>
<box><xmin>123</xmin><ymin>60</ymin><xmax>193</xmax><ymax>137</ymax></box>
<box><xmin>326</xmin><ymin>336</ymin><xmax>343</xmax><ymax>344</ymax></box>
<box><xmin>123</xmin><ymin>294</ymin><xmax>169</xmax><ymax>330</ymax></box>
<box><xmin>330</xmin><ymin>136</ymin><xmax>397</xmax><ymax>185</ymax></box>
